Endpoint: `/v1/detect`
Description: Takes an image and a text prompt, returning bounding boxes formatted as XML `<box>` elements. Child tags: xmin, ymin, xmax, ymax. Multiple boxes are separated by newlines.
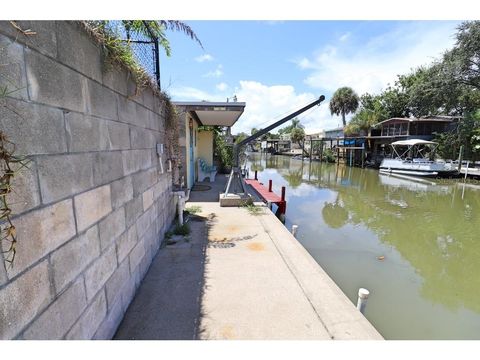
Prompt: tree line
<box><xmin>330</xmin><ymin>21</ymin><xmax>480</xmax><ymax>161</ymax></box>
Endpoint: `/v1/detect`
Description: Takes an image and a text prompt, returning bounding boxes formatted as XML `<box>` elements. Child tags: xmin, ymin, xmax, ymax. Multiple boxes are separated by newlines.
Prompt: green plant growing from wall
<box><xmin>0</xmin><ymin>117</ymin><xmax>30</xmax><ymax>267</ymax></box>
<box><xmin>0</xmin><ymin>22</ymin><xmax>38</xmax><ymax>269</ymax></box>
<box><xmin>1</xmin><ymin>32</ymin><xmax>32</xmax><ymax>267</ymax></box>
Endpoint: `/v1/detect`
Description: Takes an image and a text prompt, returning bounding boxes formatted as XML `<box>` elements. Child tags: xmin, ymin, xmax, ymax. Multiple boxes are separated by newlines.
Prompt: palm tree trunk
<box><xmin>341</xmin><ymin>112</ymin><xmax>346</xmax><ymax>127</ymax></box>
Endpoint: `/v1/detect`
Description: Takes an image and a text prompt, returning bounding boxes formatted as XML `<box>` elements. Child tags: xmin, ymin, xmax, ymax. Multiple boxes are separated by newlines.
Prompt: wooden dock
<box><xmin>245</xmin><ymin>178</ymin><xmax>286</xmax><ymax>216</ymax></box>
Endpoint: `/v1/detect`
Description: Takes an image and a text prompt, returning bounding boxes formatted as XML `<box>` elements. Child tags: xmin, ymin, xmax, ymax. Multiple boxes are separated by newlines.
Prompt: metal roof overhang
<box><xmin>374</xmin><ymin>117</ymin><xmax>455</xmax><ymax>128</ymax></box>
<box><xmin>173</xmin><ymin>101</ymin><xmax>246</xmax><ymax>127</ymax></box>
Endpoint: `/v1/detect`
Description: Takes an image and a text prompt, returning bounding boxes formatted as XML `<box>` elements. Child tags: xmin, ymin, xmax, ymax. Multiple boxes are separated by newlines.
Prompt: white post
<box><xmin>177</xmin><ymin>195</ymin><xmax>184</xmax><ymax>225</ymax></box>
<box><xmin>356</xmin><ymin>288</ymin><xmax>370</xmax><ymax>314</ymax></box>
<box><xmin>291</xmin><ymin>224</ymin><xmax>298</xmax><ymax>237</ymax></box>
<box><xmin>464</xmin><ymin>160</ymin><xmax>470</xmax><ymax>180</ymax></box>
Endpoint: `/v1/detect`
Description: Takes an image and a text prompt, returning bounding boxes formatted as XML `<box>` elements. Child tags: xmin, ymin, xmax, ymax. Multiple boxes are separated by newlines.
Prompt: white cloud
<box><xmin>216</xmin><ymin>82</ymin><xmax>229</xmax><ymax>91</ymax></box>
<box><xmin>203</xmin><ymin>64</ymin><xmax>223</xmax><ymax>78</ymax></box>
<box><xmin>339</xmin><ymin>32</ymin><xmax>351</xmax><ymax>42</ymax></box>
<box><xmin>195</xmin><ymin>54</ymin><xmax>214</xmax><ymax>62</ymax></box>
<box><xmin>298</xmin><ymin>22</ymin><xmax>460</xmax><ymax>95</ymax></box>
<box><xmin>169</xmin><ymin>86</ymin><xmax>224</xmax><ymax>102</ymax></box>
<box><xmin>232</xmin><ymin>81</ymin><xmax>342</xmax><ymax>134</ymax></box>
<box><xmin>169</xmin><ymin>83</ymin><xmax>351</xmax><ymax>135</ymax></box>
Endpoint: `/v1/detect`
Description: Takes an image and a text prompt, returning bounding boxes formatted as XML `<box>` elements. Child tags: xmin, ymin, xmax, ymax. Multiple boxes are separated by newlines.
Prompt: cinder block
<box><xmin>0</xmin><ymin>259</ymin><xmax>7</xmax><ymax>286</ymax></box>
<box><xmin>23</xmin><ymin>279</ymin><xmax>87</xmax><ymax>339</ymax></box>
<box><xmin>135</xmin><ymin>206</ymin><xmax>154</xmax><ymax>240</ymax></box>
<box><xmin>0</xmin><ymin>97</ymin><xmax>67</xmax><ymax>155</ymax></box>
<box><xmin>110</xmin><ymin>176</ymin><xmax>133</xmax><ymax>210</ymax></box>
<box><xmin>65</xmin><ymin>114</ymin><xmax>130</xmax><ymax>153</ymax></box>
<box><xmin>74</xmin><ymin>185</ymin><xmax>112</xmax><ymax>232</ymax></box>
<box><xmin>119</xmin><ymin>271</ymin><xmax>137</xmax><ymax>312</ymax></box>
<box><xmin>51</xmin><ymin>225</ymin><xmax>100</xmax><ymax>293</ymax></box>
<box><xmin>56</xmin><ymin>22</ymin><xmax>102</xmax><ymax>82</ymax></box>
<box><xmin>141</xmin><ymin>89</ymin><xmax>154</xmax><ymax>111</ymax></box>
<box><xmin>124</xmin><ymin>195</ymin><xmax>143</xmax><ymax>228</ymax></box>
<box><xmin>25</xmin><ymin>49</ymin><xmax>86</xmax><ymax>112</ymax></box>
<box><xmin>116</xmin><ymin>225</ymin><xmax>137</xmax><ymax>265</ymax></box>
<box><xmin>126</xmin><ymin>74</ymin><xmax>139</xmax><ymax>100</ymax></box>
<box><xmin>37</xmin><ymin>153</ymin><xmax>94</xmax><ymax>204</ymax></box>
<box><xmin>0</xmin><ymin>34</ymin><xmax>28</xmax><ymax>100</ymax></box>
<box><xmin>132</xmin><ymin>168</ymin><xmax>157</xmax><ymax>197</ymax></box>
<box><xmin>102</xmin><ymin>67</ymin><xmax>128</xmax><ymax>96</ymax></box>
<box><xmin>128</xmin><ymin>239</ymin><xmax>146</xmax><ymax>274</ymax></box>
<box><xmin>148</xmin><ymin>110</ymin><xmax>162</xmax><ymax>132</ymax></box>
<box><xmin>3</xmin><ymin>199</ymin><xmax>76</xmax><ymax>278</ymax></box>
<box><xmin>66</xmin><ymin>289</ymin><xmax>107</xmax><ymax>340</ymax></box>
<box><xmin>105</xmin><ymin>120</ymin><xmax>130</xmax><ymax>150</ymax></box>
<box><xmin>130</xmin><ymin>126</ymin><xmax>157</xmax><ymax>150</ymax></box>
<box><xmin>93</xmin><ymin>296</ymin><xmax>124</xmax><ymax>340</ymax></box>
<box><xmin>84</xmin><ymin>244</ymin><xmax>117</xmax><ymax>301</ymax></box>
<box><xmin>86</xmin><ymin>79</ymin><xmax>118</xmax><ymax>120</ymax></box>
<box><xmin>122</xmin><ymin>149</ymin><xmax>152</xmax><ymax>175</ymax></box>
<box><xmin>65</xmin><ymin>112</ymin><xmax>106</xmax><ymax>152</ymax></box>
<box><xmin>105</xmin><ymin>258</ymin><xmax>130</xmax><ymax>310</ymax></box>
<box><xmin>7</xmin><ymin>160</ymin><xmax>41</xmax><ymax>214</ymax></box>
<box><xmin>117</xmin><ymin>96</ymin><xmax>140</xmax><ymax>126</ymax></box>
<box><xmin>152</xmin><ymin>179</ymin><xmax>166</xmax><ymax>201</ymax></box>
<box><xmin>137</xmin><ymin>252</ymin><xmax>151</xmax><ymax>281</ymax></box>
<box><xmin>93</xmin><ymin>151</ymin><xmax>124</xmax><ymax>186</ymax></box>
<box><xmin>132</xmin><ymin>99</ymin><xmax>152</xmax><ymax>129</ymax></box>
<box><xmin>0</xmin><ymin>260</ymin><xmax>52</xmax><ymax>340</ymax></box>
<box><xmin>0</xmin><ymin>21</ymin><xmax>57</xmax><ymax>58</ymax></box>
<box><xmin>98</xmin><ymin>207</ymin><xmax>126</xmax><ymax>251</ymax></box>
<box><xmin>142</xmin><ymin>188</ymin><xmax>154</xmax><ymax>211</ymax></box>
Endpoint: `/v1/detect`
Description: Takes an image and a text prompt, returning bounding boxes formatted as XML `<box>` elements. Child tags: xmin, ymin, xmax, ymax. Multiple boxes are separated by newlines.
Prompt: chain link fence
<box><xmin>86</xmin><ymin>20</ymin><xmax>161</xmax><ymax>90</ymax></box>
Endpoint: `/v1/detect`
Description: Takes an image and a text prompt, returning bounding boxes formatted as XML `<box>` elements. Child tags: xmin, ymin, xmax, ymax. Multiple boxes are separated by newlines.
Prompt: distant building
<box><xmin>372</xmin><ymin>116</ymin><xmax>460</xmax><ymax>139</ymax></box>
<box><xmin>305</xmin><ymin>130</ymin><xmax>325</xmax><ymax>141</ymax></box>
<box><xmin>367</xmin><ymin>116</ymin><xmax>462</xmax><ymax>164</ymax></box>
<box><xmin>324</xmin><ymin>127</ymin><xmax>344</xmax><ymax>139</ymax></box>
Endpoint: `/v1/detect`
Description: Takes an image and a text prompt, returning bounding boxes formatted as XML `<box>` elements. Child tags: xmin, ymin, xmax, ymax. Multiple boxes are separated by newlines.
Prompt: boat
<box><xmin>379</xmin><ymin>139</ymin><xmax>458</xmax><ymax>177</ymax></box>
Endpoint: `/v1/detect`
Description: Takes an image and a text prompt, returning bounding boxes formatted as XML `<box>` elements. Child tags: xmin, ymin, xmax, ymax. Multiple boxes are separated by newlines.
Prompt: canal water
<box><xmin>247</xmin><ymin>153</ymin><xmax>480</xmax><ymax>340</ymax></box>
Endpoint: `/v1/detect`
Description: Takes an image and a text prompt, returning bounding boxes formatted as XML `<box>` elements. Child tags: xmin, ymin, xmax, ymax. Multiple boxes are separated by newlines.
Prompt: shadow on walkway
<box><xmin>114</xmin><ymin>216</ymin><xmax>208</xmax><ymax>340</ymax></box>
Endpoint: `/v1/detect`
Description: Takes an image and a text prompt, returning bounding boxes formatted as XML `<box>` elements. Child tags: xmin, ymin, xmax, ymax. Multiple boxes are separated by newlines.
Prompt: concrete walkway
<box><xmin>114</xmin><ymin>175</ymin><xmax>383</xmax><ymax>340</ymax></box>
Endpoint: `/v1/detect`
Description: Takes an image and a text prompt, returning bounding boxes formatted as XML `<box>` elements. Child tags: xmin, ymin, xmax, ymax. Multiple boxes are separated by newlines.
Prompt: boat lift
<box><xmin>220</xmin><ymin>95</ymin><xmax>326</xmax><ymax>206</ymax></box>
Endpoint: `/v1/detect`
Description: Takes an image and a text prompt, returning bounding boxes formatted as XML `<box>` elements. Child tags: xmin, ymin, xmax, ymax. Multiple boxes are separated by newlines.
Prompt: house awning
<box><xmin>391</xmin><ymin>139</ymin><xmax>437</xmax><ymax>146</ymax></box>
<box><xmin>374</xmin><ymin>116</ymin><xmax>457</xmax><ymax>127</ymax></box>
<box><xmin>173</xmin><ymin>101</ymin><xmax>246</xmax><ymax>127</ymax></box>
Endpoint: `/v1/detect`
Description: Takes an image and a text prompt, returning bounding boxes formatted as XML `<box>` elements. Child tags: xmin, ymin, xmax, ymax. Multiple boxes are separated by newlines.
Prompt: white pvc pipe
<box><xmin>356</xmin><ymin>288</ymin><xmax>370</xmax><ymax>314</ymax></box>
<box><xmin>465</xmin><ymin>160</ymin><xmax>470</xmax><ymax>180</ymax></box>
<box><xmin>177</xmin><ymin>194</ymin><xmax>184</xmax><ymax>225</ymax></box>
<box><xmin>291</xmin><ymin>224</ymin><xmax>298</xmax><ymax>237</ymax></box>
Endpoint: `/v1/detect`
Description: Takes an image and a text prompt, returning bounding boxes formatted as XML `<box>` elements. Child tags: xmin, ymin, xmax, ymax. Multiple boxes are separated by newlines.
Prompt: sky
<box><xmin>159</xmin><ymin>20</ymin><xmax>463</xmax><ymax>135</ymax></box>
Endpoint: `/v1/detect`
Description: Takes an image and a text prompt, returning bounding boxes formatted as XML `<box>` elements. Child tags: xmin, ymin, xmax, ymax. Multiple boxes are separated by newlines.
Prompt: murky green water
<box><xmin>247</xmin><ymin>153</ymin><xmax>480</xmax><ymax>340</ymax></box>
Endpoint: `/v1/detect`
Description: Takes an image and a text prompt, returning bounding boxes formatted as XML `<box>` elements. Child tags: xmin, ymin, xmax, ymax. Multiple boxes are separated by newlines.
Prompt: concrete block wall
<box><xmin>0</xmin><ymin>21</ymin><xmax>176</xmax><ymax>339</ymax></box>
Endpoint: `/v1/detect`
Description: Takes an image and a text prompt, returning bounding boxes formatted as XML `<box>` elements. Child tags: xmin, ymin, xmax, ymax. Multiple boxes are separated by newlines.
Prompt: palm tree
<box><xmin>329</xmin><ymin>87</ymin><xmax>360</xmax><ymax>127</ymax></box>
<box><xmin>344</xmin><ymin>108</ymin><xmax>381</xmax><ymax>136</ymax></box>
<box><xmin>121</xmin><ymin>20</ymin><xmax>203</xmax><ymax>55</ymax></box>
<box><xmin>291</xmin><ymin>118</ymin><xmax>304</xmax><ymax>129</ymax></box>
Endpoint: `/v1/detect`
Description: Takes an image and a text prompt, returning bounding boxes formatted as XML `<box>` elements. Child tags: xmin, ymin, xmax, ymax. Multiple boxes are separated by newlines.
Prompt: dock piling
<box><xmin>291</xmin><ymin>224</ymin><xmax>298</xmax><ymax>237</ymax></box>
<box><xmin>356</xmin><ymin>288</ymin><xmax>370</xmax><ymax>314</ymax></box>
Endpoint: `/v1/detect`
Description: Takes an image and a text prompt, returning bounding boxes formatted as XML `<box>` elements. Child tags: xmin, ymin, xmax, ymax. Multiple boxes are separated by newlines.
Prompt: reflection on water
<box><xmin>247</xmin><ymin>153</ymin><xmax>480</xmax><ymax>339</ymax></box>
